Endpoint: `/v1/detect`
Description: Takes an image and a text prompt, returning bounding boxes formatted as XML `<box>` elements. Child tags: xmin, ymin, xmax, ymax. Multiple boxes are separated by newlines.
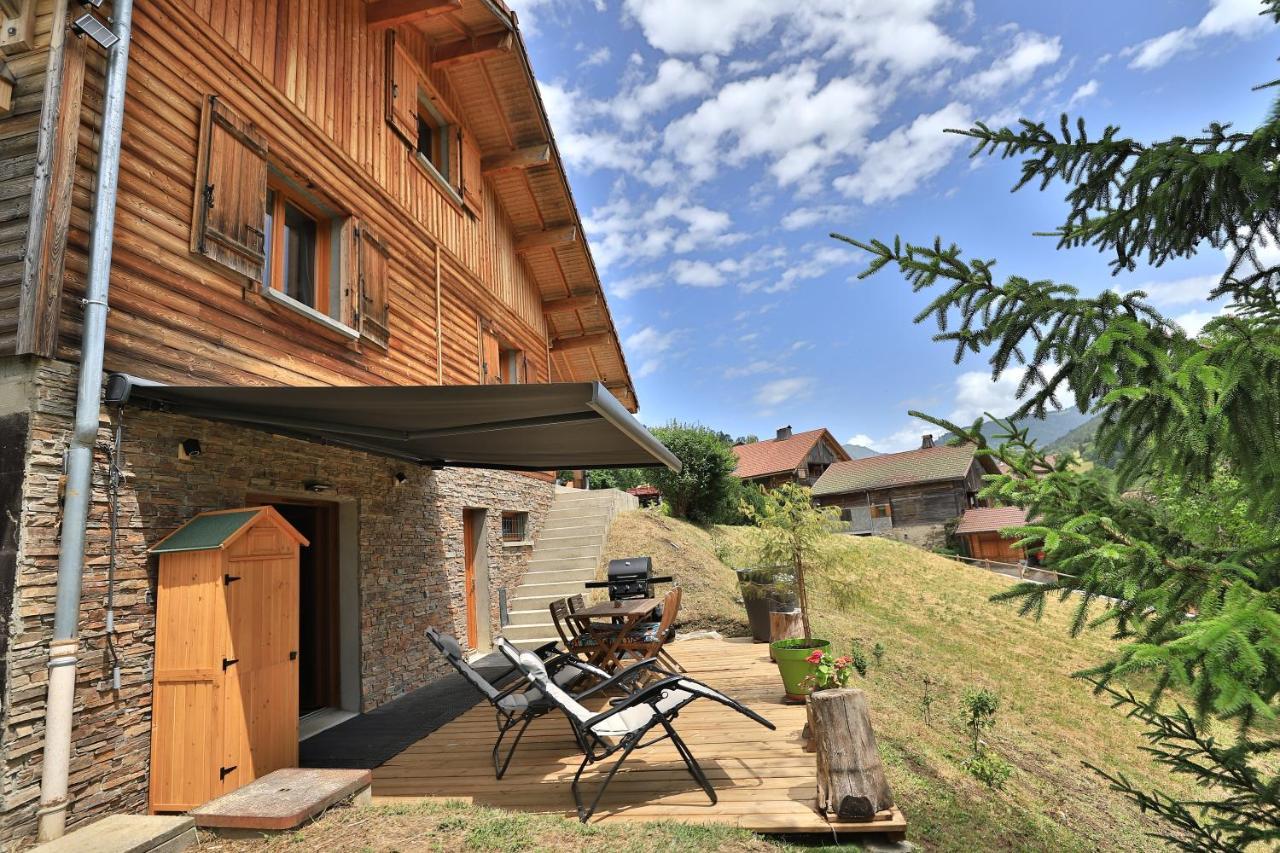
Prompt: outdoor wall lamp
<box><xmin>394</xmin><ymin>472</ymin><xmax>407</xmax><ymax>485</ymax></box>
<box><xmin>178</xmin><ymin>438</ymin><xmax>201</xmax><ymax>460</ymax></box>
<box><xmin>305</xmin><ymin>481</ymin><xmax>334</xmax><ymax>494</ymax></box>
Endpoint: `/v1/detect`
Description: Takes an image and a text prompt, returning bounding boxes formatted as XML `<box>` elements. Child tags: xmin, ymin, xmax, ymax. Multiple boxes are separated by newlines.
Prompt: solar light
<box><xmin>305</xmin><ymin>481</ymin><xmax>334</xmax><ymax>494</ymax></box>
<box><xmin>178</xmin><ymin>438</ymin><xmax>202</xmax><ymax>460</ymax></box>
<box><xmin>71</xmin><ymin>12</ymin><xmax>118</xmax><ymax>50</ymax></box>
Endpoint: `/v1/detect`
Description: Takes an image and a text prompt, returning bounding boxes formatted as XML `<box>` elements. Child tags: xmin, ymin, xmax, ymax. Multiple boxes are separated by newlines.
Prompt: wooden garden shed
<box><xmin>148</xmin><ymin>506</ymin><xmax>308</xmax><ymax>813</ymax></box>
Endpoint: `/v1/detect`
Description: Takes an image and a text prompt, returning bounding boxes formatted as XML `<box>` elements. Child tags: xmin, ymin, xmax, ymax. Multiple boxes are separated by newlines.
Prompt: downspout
<box><xmin>36</xmin><ymin>0</ymin><xmax>135</xmax><ymax>842</ymax></box>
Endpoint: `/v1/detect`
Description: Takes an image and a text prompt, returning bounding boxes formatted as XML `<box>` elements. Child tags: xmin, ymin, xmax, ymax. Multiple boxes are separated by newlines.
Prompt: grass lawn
<box><xmin>602</xmin><ymin>510</ymin><xmax>1221</xmax><ymax>851</ymax></box>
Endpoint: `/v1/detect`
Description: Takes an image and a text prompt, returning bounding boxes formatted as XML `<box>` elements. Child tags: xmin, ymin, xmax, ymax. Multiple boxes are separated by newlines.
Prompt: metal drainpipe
<box><xmin>36</xmin><ymin>0</ymin><xmax>135</xmax><ymax>841</ymax></box>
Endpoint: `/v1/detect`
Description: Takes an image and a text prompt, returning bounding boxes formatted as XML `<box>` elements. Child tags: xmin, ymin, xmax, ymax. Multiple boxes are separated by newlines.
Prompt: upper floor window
<box><xmin>415</xmin><ymin>98</ymin><xmax>455</xmax><ymax>188</ymax></box>
<box><xmin>263</xmin><ymin>181</ymin><xmax>333</xmax><ymax>318</ymax></box>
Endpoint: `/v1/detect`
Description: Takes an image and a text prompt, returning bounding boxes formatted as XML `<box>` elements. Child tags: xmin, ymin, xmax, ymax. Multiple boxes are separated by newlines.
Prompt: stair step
<box><xmin>535</xmin><ymin>533</ymin><xmax>605</xmax><ymax>548</ymax></box>
<box><xmin>531</xmin><ymin>545</ymin><xmax>601</xmax><ymax>560</ymax></box>
<box><xmin>527</xmin><ymin>556</ymin><xmax>597</xmax><ymax>571</ymax></box>
<box><xmin>519</xmin><ymin>568</ymin><xmax>597</xmax><ymax>583</ymax></box>
<box><xmin>511</xmin><ymin>579</ymin><xmax>591</xmax><ymax>598</ymax></box>
<box><xmin>501</xmin><ymin>624</ymin><xmax>563</xmax><ymax>643</ymax></box>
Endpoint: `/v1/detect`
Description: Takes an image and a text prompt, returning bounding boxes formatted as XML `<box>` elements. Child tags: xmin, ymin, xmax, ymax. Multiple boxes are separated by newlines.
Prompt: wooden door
<box><xmin>463</xmin><ymin>510</ymin><xmax>481</xmax><ymax>648</ymax></box>
<box><xmin>150</xmin><ymin>551</ymin><xmax>227</xmax><ymax>812</ymax></box>
<box><xmin>222</xmin><ymin>527</ymin><xmax>300</xmax><ymax>792</ymax></box>
<box><xmin>480</xmin><ymin>327</ymin><xmax>502</xmax><ymax>384</ymax></box>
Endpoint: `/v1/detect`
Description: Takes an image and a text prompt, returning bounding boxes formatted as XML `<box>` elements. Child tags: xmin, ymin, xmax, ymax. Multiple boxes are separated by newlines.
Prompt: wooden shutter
<box><xmin>357</xmin><ymin>224</ymin><xmax>390</xmax><ymax>347</ymax></box>
<box><xmin>190</xmin><ymin>95</ymin><xmax>268</xmax><ymax>281</ymax></box>
<box><xmin>460</xmin><ymin>132</ymin><xmax>483</xmax><ymax>215</ymax></box>
<box><xmin>385</xmin><ymin>32</ymin><xmax>419</xmax><ymax>145</ymax></box>
<box><xmin>480</xmin><ymin>325</ymin><xmax>501</xmax><ymax>384</ymax></box>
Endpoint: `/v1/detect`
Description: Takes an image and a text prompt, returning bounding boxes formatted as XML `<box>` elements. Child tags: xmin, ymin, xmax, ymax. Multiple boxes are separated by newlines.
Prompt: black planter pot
<box><xmin>736</xmin><ymin>567</ymin><xmax>799</xmax><ymax>643</ymax></box>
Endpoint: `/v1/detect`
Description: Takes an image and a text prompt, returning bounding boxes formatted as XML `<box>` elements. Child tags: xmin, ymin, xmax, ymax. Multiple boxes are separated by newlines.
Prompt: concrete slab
<box><xmin>28</xmin><ymin>815</ymin><xmax>195</xmax><ymax>853</ymax></box>
<box><xmin>189</xmin><ymin>768</ymin><xmax>371</xmax><ymax>831</ymax></box>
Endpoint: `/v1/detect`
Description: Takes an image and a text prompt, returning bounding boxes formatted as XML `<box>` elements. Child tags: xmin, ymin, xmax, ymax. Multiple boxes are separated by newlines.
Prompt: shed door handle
<box><xmin>222</xmin><ymin>657</ymin><xmax>238</xmax><ymax>670</ymax></box>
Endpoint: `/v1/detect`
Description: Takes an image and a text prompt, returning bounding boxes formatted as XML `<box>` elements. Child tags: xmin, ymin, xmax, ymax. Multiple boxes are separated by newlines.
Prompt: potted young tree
<box><xmin>740</xmin><ymin>483</ymin><xmax>856</xmax><ymax>702</ymax></box>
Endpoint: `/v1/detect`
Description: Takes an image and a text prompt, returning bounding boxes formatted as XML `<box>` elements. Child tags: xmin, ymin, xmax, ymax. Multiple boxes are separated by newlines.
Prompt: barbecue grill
<box><xmin>585</xmin><ymin>556</ymin><xmax>673</xmax><ymax>601</ymax></box>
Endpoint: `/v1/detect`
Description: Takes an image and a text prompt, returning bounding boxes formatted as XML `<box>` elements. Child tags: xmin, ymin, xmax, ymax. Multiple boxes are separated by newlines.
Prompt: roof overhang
<box><xmin>104</xmin><ymin>374</ymin><xmax>680</xmax><ymax>472</ymax></box>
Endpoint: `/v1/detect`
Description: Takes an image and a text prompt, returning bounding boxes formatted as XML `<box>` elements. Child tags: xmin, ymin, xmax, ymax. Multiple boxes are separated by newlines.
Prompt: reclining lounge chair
<box><xmin>495</xmin><ymin>636</ymin><xmax>776</xmax><ymax>822</ymax></box>
<box><xmin>425</xmin><ymin>627</ymin><xmax>618</xmax><ymax>778</ymax></box>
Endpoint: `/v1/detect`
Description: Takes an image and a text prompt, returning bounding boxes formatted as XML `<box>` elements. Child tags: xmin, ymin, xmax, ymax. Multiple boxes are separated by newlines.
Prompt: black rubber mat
<box><xmin>299</xmin><ymin>663</ymin><xmax>515</xmax><ymax>769</ymax></box>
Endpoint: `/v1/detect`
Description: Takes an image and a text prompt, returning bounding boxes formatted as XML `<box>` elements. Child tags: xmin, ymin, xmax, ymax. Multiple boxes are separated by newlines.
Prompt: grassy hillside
<box><xmin>604</xmin><ymin>510</ymin><xmax>1216</xmax><ymax>852</ymax></box>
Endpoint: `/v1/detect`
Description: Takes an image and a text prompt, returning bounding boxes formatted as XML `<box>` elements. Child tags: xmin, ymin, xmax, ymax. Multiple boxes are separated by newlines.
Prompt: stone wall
<box><xmin>0</xmin><ymin>358</ymin><xmax>552</xmax><ymax>848</ymax></box>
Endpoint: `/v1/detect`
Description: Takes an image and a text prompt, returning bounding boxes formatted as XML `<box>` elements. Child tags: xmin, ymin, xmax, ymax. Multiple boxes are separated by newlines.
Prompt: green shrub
<box><xmin>963</xmin><ymin>750</ymin><xmax>1013</xmax><ymax>790</ymax></box>
<box><xmin>646</xmin><ymin>422</ymin><xmax>738</xmax><ymax>525</ymax></box>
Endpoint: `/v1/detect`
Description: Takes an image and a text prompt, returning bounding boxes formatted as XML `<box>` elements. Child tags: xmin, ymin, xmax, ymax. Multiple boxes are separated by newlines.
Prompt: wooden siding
<box><xmin>0</xmin><ymin>3</ymin><xmax>55</xmax><ymax>354</ymax></box>
<box><xmin>47</xmin><ymin>0</ymin><xmax>552</xmax><ymax>390</ymax></box>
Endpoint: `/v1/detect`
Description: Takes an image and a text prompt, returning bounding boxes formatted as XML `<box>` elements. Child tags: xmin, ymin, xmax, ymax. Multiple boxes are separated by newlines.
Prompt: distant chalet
<box><xmin>731</xmin><ymin>426</ymin><xmax>851</xmax><ymax>490</ymax></box>
<box><xmin>812</xmin><ymin>435</ymin><xmax>1001</xmax><ymax>548</ymax></box>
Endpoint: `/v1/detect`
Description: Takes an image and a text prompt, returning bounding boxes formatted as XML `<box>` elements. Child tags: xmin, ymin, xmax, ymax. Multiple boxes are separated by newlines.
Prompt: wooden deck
<box><xmin>371</xmin><ymin>638</ymin><xmax>908</xmax><ymax>836</ymax></box>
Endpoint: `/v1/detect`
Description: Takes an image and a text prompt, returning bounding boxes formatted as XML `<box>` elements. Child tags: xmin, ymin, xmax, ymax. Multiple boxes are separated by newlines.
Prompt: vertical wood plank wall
<box><xmin>51</xmin><ymin>0</ymin><xmax>550</xmax><ymax>389</ymax></box>
<box><xmin>0</xmin><ymin>4</ymin><xmax>55</xmax><ymax>354</ymax></box>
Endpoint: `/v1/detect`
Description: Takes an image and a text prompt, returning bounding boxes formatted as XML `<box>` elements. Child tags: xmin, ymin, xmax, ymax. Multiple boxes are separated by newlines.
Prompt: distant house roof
<box><xmin>731</xmin><ymin>428</ymin><xmax>849</xmax><ymax>480</ymax></box>
<box><xmin>812</xmin><ymin>443</ymin><xmax>986</xmax><ymax>496</ymax></box>
<box><xmin>955</xmin><ymin>506</ymin><xmax>1030</xmax><ymax>535</ymax></box>
<box><xmin>627</xmin><ymin>485</ymin><xmax>660</xmax><ymax>497</ymax></box>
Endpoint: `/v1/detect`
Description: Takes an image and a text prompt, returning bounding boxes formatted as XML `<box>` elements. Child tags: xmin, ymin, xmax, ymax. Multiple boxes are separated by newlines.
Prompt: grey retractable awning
<box><xmin>104</xmin><ymin>374</ymin><xmax>680</xmax><ymax>472</ymax></box>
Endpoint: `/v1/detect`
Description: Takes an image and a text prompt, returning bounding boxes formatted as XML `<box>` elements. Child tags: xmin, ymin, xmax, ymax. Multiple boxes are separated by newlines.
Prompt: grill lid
<box><xmin>606</xmin><ymin>556</ymin><xmax>653</xmax><ymax>578</ymax></box>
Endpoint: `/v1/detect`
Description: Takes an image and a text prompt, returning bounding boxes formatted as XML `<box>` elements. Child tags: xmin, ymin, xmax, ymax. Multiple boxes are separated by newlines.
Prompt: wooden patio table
<box><xmin>570</xmin><ymin>597</ymin><xmax>661</xmax><ymax>673</ymax></box>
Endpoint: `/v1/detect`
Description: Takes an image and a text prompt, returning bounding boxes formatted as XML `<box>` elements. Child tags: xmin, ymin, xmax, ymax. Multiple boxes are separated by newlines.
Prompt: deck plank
<box><xmin>369</xmin><ymin>638</ymin><xmax>907</xmax><ymax>837</ymax></box>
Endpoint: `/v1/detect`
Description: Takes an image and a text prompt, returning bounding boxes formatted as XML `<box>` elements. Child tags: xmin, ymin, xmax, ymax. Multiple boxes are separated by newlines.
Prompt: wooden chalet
<box><xmin>954</xmin><ymin>505</ymin><xmax>1031</xmax><ymax>564</ymax></box>
<box><xmin>0</xmin><ymin>0</ymin><xmax>675</xmax><ymax>844</ymax></box>
<box><xmin>731</xmin><ymin>426</ymin><xmax>851</xmax><ymax>490</ymax></box>
<box><xmin>812</xmin><ymin>435</ymin><xmax>1001</xmax><ymax>547</ymax></box>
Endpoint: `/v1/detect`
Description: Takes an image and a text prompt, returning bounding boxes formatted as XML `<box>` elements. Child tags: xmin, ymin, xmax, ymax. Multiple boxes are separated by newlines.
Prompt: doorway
<box><xmin>462</xmin><ymin>508</ymin><xmax>491</xmax><ymax>652</ymax></box>
<box><xmin>270</xmin><ymin>501</ymin><xmax>341</xmax><ymax>715</ymax></box>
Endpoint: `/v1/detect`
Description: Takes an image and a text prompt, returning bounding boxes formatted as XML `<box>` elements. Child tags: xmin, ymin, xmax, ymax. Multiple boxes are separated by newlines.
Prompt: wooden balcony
<box><xmin>370</xmin><ymin>637</ymin><xmax>907</xmax><ymax>837</ymax></box>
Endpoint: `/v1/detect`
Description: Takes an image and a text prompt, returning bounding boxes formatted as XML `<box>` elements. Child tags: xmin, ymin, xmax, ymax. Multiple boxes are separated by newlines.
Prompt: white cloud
<box><xmin>864</xmin><ymin>419</ymin><xmax>938</xmax><ymax>453</ymax></box>
<box><xmin>958</xmin><ymin>31</ymin><xmax>1062</xmax><ymax>98</ymax></box>
<box><xmin>624</xmin><ymin>325</ymin><xmax>682</xmax><ymax>378</ymax></box>
<box><xmin>670</xmin><ymin>259</ymin><xmax>726</xmax><ymax>288</ymax></box>
<box><xmin>845</xmin><ymin>433</ymin><xmax>876</xmax><ymax>447</ymax></box>
<box><xmin>754</xmin><ymin>377</ymin><xmax>815</xmax><ymax>409</ymax></box>
<box><xmin>781</xmin><ymin>204</ymin><xmax>852</xmax><ymax>231</ymax></box>
<box><xmin>948</xmin><ymin>369</ymin><xmax>1026</xmax><ymax>424</ymax></box>
<box><xmin>724</xmin><ymin>360</ymin><xmax>779</xmax><ymax>379</ymax></box>
<box><xmin>1127</xmin><ymin>0</ymin><xmax>1270</xmax><ymax>70</ymax></box>
<box><xmin>1134</xmin><ymin>273</ymin><xmax>1219</xmax><ymax>307</ymax></box>
<box><xmin>583</xmin><ymin>192</ymin><xmax>741</xmax><ymax>271</ymax></box>
<box><xmin>611</xmin><ymin>59</ymin><xmax>714</xmax><ymax>126</ymax></box>
<box><xmin>621</xmin><ymin>0</ymin><xmax>974</xmax><ymax>74</ymax></box>
<box><xmin>1174</xmin><ymin>309</ymin><xmax>1220</xmax><ymax>336</ymax></box>
<box><xmin>834</xmin><ymin>102</ymin><xmax>972</xmax><ymax>204</ymax></box>
<box><xmin>581</xmin><ymin>46</ymin><xmax>611</xmax><ymax>67</ymax></box>
<box><xmin>1066</xmin><ymin>78</ymin><xmax>1099</xmax><ymax>108</ymax></box>
<box><xmin>538</xmin><ymin>82</ymin><xmax>649</xmax><ymax>175</ymax></box>
<box><xmin>606</xmin><ymin>272</ymin><xmax>663</xmax><ymax>299</ymax></box>
<box><xmin>663</xmin><ymin>65</ymin><xmax>880</xmax><ymax>185</ymax></box>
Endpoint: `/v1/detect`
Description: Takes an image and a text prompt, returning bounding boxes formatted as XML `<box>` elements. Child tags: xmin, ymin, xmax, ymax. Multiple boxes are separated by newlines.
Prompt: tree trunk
<box><xmin>769</xmin><ymin>609</ymin><xmax>804</xmax><ymax>645</ymax></box>
<box><xmin>809</xmin><ymin>688</ymin><xmax>895</xmax><ymax>821</ymax></box>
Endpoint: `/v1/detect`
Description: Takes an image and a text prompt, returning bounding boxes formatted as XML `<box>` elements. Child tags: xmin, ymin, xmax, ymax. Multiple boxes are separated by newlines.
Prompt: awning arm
<box><xmin>587</xmin><ymin>382</ymin><xmax>681</xmax><ymax>472</ymax></box>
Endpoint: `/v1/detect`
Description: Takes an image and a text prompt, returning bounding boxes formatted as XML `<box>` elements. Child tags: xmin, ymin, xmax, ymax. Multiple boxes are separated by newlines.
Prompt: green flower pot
<box><xmin>770</xmin><ymin>638</ymin><xmax>830</xmax><ymax>703</ymax></box>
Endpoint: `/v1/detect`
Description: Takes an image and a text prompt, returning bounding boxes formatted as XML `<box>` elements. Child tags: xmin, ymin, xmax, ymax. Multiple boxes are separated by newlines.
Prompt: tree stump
<box><xmin>808</xmin><ymin>688</ymin><xmax>895</xmax><ymax>821</ymax></box>
<box><xmin>768</xmin><ymin>609</ymin><xmax>803</xmax><ymax>661</ymax></box>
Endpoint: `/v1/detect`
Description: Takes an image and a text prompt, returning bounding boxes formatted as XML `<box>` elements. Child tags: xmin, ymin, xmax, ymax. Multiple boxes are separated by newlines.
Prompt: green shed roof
<box><xmin>150</xmin><ymin>508</ymin><xmax>285</xmax><ymax>554</ymax></box>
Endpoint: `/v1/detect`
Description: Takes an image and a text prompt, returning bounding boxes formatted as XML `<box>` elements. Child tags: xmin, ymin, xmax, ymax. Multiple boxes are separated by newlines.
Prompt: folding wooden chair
<box><xmin>616</xmin><ymin>587</ymin><xmax>686</xmax><ymax>673</ymax></box>
<box><xmin>496</xmin><ymin>636</ymin><xmax>775</xmax><ymax>822</ymax></box>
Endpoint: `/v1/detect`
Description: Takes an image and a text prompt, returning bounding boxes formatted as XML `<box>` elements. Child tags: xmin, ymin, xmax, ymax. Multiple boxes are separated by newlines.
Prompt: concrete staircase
<box><xmin>500</xmin><ymin>487</ymin><xmax>637</xmax><ymax>646</ymax></box>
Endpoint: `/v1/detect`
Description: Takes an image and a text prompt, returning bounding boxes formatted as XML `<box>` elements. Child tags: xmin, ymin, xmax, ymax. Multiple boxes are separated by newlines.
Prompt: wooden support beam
<box><xmin>550</xmin><ymin>332</ymin><xmax>612</xmax><ymax>353</ymax></box>
<box><xmin>482</xmin><ymin>144</ymin><xmax>551</xmax><ymax>176</ymax></box>
<box><xmin>542</xmin><ymin>293</ymin><xmax>598</xmax><ymax>314</ymax></box>
<box><xmin>366</xmin><ymin>0</ymin><xmax>461</xmax><ymax>29</ymax></box>
<box><xmin>0</xmin><ymin>0</ymin><xmax>35</xmax><ymax>56</ymax></box>
<box><xmin>514</xmin><ymin>225</ymin><xmax>577</xmax><ymax>254</ymax></box>
<box><xmin>431</xmin><ymin>31</ymin><xmax>513</xmax><ymax>70</ymax></box>
<box><xmin>0</xmin><ymin>63</ymin><xmax>13</xmax><ymax>115</ymax></box>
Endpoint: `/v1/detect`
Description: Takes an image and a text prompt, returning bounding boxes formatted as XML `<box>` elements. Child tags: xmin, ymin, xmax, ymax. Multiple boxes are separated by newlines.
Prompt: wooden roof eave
<box><xmin>433</xmin><ymin>1</ymin><xmax>639</xmax><ymax>412</ymax></box>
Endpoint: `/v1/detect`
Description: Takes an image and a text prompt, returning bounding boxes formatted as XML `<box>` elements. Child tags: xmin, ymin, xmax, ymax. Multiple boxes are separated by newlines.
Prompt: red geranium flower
<box><xmin>806</xmin><ymin>649</ymin><xmax>824</xmax><ymax>664</ymax></box>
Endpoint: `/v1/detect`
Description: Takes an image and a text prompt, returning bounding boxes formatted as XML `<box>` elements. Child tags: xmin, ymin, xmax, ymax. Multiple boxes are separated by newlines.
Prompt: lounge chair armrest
<box><xmin>573</xmin><ymin>659</ymin><xmax>662</xmax><ymax>701</ymax></box>
<box><xmin>533</xmin><ymin>641</ymin><xmax>562</xmax><ymax>660</ymax></box>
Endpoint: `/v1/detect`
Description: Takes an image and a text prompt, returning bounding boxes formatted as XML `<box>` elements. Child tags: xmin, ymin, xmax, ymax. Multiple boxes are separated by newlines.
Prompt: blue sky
<box><xmin>515</xmin><ymin>0</ymin><xmax>1279</xmax><ymax>450</ymax></box>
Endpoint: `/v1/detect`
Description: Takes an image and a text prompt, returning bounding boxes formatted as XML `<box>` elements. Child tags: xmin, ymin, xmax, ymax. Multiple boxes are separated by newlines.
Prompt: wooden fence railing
<box><xmin>950</xmin><ymin>555</ymin><xmax>1077</xmax><ymax>584</ymax></box>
